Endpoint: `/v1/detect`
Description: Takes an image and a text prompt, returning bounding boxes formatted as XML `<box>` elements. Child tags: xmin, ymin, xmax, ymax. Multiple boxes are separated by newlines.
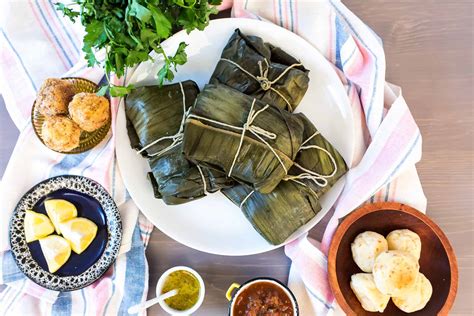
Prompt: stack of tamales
<box><xmin>124</xmin><ymin>30</ymin><xmax>348</xmax><ymax>245</ymax></box>
<box><xmin>183</xmin><ymin>84</ymin><xmax>305</xmax><ymax>194</ymax></box>
<box><xmin>125</xmin><ymin>81</ymin><xmax>234</xmax><ymax>205</ymax></box>
<box><xmin>210</xmin><ymin>29</ymin><xmax>310</xmax><ymax>112</ymax></box>
<box><xmin>203</xmin><ymin>30</ymin><xmax>346</xmax><ymax>244</ymax></box>
<box><xmin>182</xmin><ymin>82</ymin><xmax>347</xmax><ymax>244</ymax></box>
<box><xmin>221</xmin><ymin>114</ymin><xmax>347</xmax><ymax>245</ymax></box>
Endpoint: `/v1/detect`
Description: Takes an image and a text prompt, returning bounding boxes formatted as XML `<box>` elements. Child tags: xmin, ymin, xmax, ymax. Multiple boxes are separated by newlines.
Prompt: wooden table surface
<box><xmin>0</xmin><ymin>1</ymin><xmax>472</xmax><ymax>315</ymax></box>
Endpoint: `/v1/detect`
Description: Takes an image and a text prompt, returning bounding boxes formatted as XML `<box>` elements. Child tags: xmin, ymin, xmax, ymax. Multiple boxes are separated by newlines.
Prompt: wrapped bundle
<box><xmin>223</xmin><ymin>181</ymin><xmax>321</xmax><ymax>245</ymax></box>
<box><xmin>210</xmin><ymin>29</ymin><xmax>310</xmax><ymax>112</ymax></box>
<box><xmin>125</xmin><ymin>81</ymin><xmax>234</xmax><ymax>205</ymax></box>
<box><xmin>223</xmin><ymin>114</ymin><xmax>348</xmax><ymax>245</ymax></box>
<box><xmin>183</xmin><ymin>84</ymin><xmax>305</xmax><ymax>194</ymax></box>
<box><xmin>285</xmin><ymin>114</ymin><xmax>348</xmax><ymax>198</ymax></box>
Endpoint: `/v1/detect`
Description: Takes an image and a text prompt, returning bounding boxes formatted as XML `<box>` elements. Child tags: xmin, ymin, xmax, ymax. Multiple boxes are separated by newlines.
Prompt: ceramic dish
<box><xmin>226</xmin><ymin>278</ymin><xmax>299</xmax><ymax>315</ymax></box>
<box><xmin>116</xmin><ymin>18</ymin><xmax>354</xmax><ymax>255</ymax></box>
<box><xmin>328</xmin><ymin>202</ymin><xmax>458</xmax><ymax>316</ymax></box>
<box><xmin>9</xmin><ymin>175</ymin><xmax>122</xmax><ymax>291</ymax></box>
<box><xmin>31</xmin><ymin>77</ymin><xmax>111</xmax><ymax>154</ymax></box>
<box><xmin>156</xmin><ymin>266</ymin><xmax>205</xmax><ymax>315</ymax></box>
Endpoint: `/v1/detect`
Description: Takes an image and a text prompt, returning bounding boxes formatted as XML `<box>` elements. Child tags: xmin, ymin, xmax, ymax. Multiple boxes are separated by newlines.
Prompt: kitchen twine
<box><xmin>137</xmin><ymin>82</ymin><xmax>188</xmax><ymax>158</ymax></box>
<box><xmin>188</xmin><ymin>101</ymin><xmax>339</xmax><ymax>208</ymax></box>
<box><xmin>220</xmin><ymin>58</ymin><xmax>302</xmax><ymax>112</ymax></box>
<box><xmin>137</xmin><ymin>82</ymin><xmax>337</xmax><ymax>205</ymax></box>
<box><xmin>137</xmin><ymin>82</ymin><xmax>210</xmax><ymax>194</ymax></box>
<box><xmin>196</xmin><ymin>164</ymin><xmax>208</xmax><ymax>194</ymax></box>
<box><xmin>284</xmin><ymin>131</ymin><xmax>339</xmax><ymax>187</ymax></box>
<box><xmin>187</xmin><ymin>99</ymin><xmax>289</xmax><ymax>177</ymax></box>
<box><xmin>240</xmin><ymin>131</ymin><xmax>338</xmax><ymax>208</ymax></box>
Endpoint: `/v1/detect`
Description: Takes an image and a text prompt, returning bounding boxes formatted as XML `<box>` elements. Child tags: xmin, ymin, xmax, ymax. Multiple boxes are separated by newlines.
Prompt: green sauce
<box><xmin>161</xmin><ymin>270</ymin><xmax>200</xmax><ymax>311</ymax></box>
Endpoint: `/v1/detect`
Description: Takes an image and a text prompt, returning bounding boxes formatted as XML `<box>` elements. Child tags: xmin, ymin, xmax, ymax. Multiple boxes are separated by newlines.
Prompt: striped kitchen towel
<box><xmin>0</xmin><ymin>1</ymin><xmax>153</xmax><ymax>315</ymax></box>
<box><xmin>224</xmin><ymin>0</ymin><xmax>427</xmax><ymax>314</ymax></box>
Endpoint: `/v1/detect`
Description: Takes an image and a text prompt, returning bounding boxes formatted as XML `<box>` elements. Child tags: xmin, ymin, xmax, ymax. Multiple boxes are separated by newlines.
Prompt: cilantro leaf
<box><xmin>55</xmin><ymin>3</ymin><xmax>79</xmax><ymax>22</ymax></box>
<box><xmin>148</xmin><ymin>5</ymin><xmax>172</xmax><ymax>39</ymax></box>
<box><xmin>55</xmin><ymin>0</ymin><xmax>222</xmax><ymax>96</ymax></box>
<box><xmin>110</xmin><ymin>84</ymin><xmax>135</xmax><ymax>97</ymax></box>
<box><xmin>128</xmin><ymin>0</ymin><xmax>152</xmax><ymax>23</ymax></box>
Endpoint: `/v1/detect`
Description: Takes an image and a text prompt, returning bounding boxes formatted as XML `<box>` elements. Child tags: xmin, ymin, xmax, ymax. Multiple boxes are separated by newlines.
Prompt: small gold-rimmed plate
<box><xmin>32</xmin><ymin>77</ymin><xmax>111</xmax><ymax>154</ymax></box>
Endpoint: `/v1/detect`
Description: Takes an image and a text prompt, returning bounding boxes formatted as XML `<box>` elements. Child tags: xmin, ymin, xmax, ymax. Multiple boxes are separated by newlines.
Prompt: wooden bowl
<box><xmin>328</xmin><ymin>202</ymin><xmax>458</xmax><ymax>316</ymax></box>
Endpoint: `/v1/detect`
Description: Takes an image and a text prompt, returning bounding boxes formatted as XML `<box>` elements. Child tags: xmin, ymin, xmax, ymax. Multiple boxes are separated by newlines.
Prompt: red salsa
<box><xmin>232</xmin><ymin>281</ymin><xmax>295</xmax><ymax>316</ymax></box>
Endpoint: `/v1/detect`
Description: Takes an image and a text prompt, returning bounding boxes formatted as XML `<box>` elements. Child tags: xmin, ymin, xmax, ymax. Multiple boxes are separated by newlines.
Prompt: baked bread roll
<box><xmin>350</xmin><ymin>273</ymin><xmax>390</xmax><ymax>313</ymax></box>
<box><xmin>37</xmin><ymin>78</ymin><xmax>75</xmax><ymax>116</ymax></box>
<box><xmin>373</xmin><ymin>250</ymin><xmax>419</xmax><ymax>296</ymax></box>
<box><xmin>42</xmin><ymin>116</ymin><xmax>81</xmax><ymax>152</ymax></box>
<box><xmin>386</xmin><ymin>229</ymin><xmax>422</xmax><ymax>260</ymax></box>
<box><xmin>392</xmin><ymin>273</ymin><xmax>433</xmax><ymax>313</ymax></box>
<box><xmin>69</xmin><ymin>92</ymin><xmax>110</xmax><ymax>132</ymax></box>
<box><xmin>351</xmin><ymin>231</ymin><xmax>388</xmax><ymax>272</ymax></box>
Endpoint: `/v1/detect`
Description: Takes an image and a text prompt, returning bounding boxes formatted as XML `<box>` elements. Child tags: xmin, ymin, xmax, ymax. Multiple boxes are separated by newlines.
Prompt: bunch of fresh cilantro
<box><xmin>56</xmin><ymin>0</ymin><xmax>221</xmax><ymax>96</ymax></box>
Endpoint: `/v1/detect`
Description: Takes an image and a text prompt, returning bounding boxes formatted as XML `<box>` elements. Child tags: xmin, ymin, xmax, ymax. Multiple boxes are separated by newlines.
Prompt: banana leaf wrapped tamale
<box><xmin>125</xmin><ymin>81</ymin><xmax>234</xmax><ymax>205</ymax></box>
<box><xmin>222</xmin><ymin>181</ymin><xmax>321</xmax><ymax>245</ymax></box>
<box><xmin>210</xmin><ymin>29</ymin><xmax>310</xmax><ymax>112</ymax></box>
<box><xmin>183</xmin><ymin>83</ymin><xmax>305</xmax><ymax>194</ymax></box>
<box><xmin>222</xmin><ymin>114</ymin><xmax>348</xmax><ymax>245</ymax></box>
<box><xmin>287</xmin><ymin>114</ymin><xmax>348</xmax><ymax>197</ymax></box>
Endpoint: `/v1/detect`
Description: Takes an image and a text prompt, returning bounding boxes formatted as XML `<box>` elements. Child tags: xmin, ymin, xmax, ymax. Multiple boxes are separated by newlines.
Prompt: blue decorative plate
<box><xmin>9</xmin><ymin>175</ymin><xmax>122</xmax><ymax>291</ymax></box>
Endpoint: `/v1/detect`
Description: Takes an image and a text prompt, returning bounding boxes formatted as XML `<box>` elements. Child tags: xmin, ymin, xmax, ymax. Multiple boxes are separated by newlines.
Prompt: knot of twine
<box><xmin>220</xmin><ymin>58</ymin><xmax>302</xmax><ymax>112</ymax></box>
<box><xmin>137</xmin><ymin>82</ymin><xmax>188</xmax><ymax>158</ymax></box>
<box><xmin>239</xmin><ymin>132</ymin><xmax>339</xmax><ymax>208</ymax></box>
<box><xmin>138</xmin><ymin>82</ymin><xmax>211</xmax><ymax>194</ymax></box>
<box><xmin>284</xmin><ymin>131</ymin><xmax>338</xmax><ymax>188</ymax></box>
<box><xmin>256</xmin><ymin>59</ymin><xmax>272</xmax><ymax>91</ymax></box>
<box><xmin>187</xmin><ymin>98</ymin><xmax>287</xmax><ymax>178</ymax></box>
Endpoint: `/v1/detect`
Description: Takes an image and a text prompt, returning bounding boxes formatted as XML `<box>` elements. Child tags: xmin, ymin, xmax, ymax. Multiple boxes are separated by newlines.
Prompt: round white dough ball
<box><xmin>351</xmin><ymin>231</ymin><xmax>388</xmax><ymax>272</ymax></box>
<box><xmin>386</xmin><ymin>229</ymin><xmax>422</xmax><ymax>260</ymax></box>
<box><xmin>392</xmin><ymin>273</ymin><xmax>433</xmax><ymax>313</ymax></box>
<box><xmin>373</xmin><ymin>250</ymin><xmax>420</xmax><ymax>296</ymax></box>
<box><xmin>350</xmin><ymin>273</ymin><xmax>390</xmax><ymax>313</ymax></box>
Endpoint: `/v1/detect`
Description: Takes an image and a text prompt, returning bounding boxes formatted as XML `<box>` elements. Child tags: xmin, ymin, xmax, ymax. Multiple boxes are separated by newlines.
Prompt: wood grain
<box><xmin>0</xmin><ymin>1</ymin><xmax>472</xmax><ymax>315</ymax></box>
<box><xmin>328</xmin><ymin>202</ymin><xmax>458</xmax><ymax>316</ymax></box>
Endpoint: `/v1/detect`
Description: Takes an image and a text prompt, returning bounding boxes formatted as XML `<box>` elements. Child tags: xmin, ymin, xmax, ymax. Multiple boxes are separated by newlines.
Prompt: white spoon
<box><xmin>128</xmin><ymin>289</ymin><xmax>179</xmax><ymax>314</ymax></box>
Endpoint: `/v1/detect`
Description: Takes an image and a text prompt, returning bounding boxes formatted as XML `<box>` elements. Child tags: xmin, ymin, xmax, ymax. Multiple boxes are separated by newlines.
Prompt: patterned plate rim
<box><xmin>31</xmin><ymin>77</ymin><xmax>111</xmax><ymax>155</ymax></box>
<box><xmin>9</xmin><ymin>175</ymin><xmax>122</xmax><ymax>291</ymax></box>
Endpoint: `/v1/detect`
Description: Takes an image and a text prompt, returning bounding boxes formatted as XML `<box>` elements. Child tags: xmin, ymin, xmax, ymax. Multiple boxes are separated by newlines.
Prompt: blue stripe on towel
<box><xmin>49</xmin><ymin>152</ymin><xmax>90</xmax><ymax>177</ymax></box>
<box><xmin>382</xmin><ymin>133</ymin><xmax>421</xmax><ymax>186</ymax></box>
<box><xmin>33</xmin><ymin>0</ymin><xmax>74</xmax><ymax>67</ymax></box>
<box><xmin>3</xmin><ymin>279</ymin><xmax>27</xmax><ymax>313</ymax></box>
<box><xmin>1</xmin><ymin>253</ymin><xmax>23</xmax><ymax>283</ymax></box>
<box><xmin>47</xmin><ymin>1</ymin><xmax>80</xmax><ymax>55</ymax></box>
<box><xmin>118</xmin><ymin>226</ymin><xmax>147</xmax><ymax>315</ymax></box>
<box><xmin>278</xmin><ymin>0</ymin><xmax>284</xmax><ymax>27</ymax></box>
<box><xmin>102</xmin><ymin>262</ymin><xmax>118</xmax><ymax>315</ymax></box>
<box><xmin>52</xmin><ymin>292</ymin><xmax>71</xmax><ymax>316</ymax></box>
<box><xmin>329</xmin><ymin>0</ymin><xmax>380</xmax><ymax>126</ymax></box>
<box><xmin>335</xmin><ymin>15</ymin><xmax>348</xmax><ymax>70</ymax></box>
<box><xmin>306</xmin><ymin>286</ymin><xmax>334</xmax><ymax>310</ymax></box>
<box><xmin>0</xmin><ymin>29</ymin><xmax>37</xmax><ymax>91</ymax></box>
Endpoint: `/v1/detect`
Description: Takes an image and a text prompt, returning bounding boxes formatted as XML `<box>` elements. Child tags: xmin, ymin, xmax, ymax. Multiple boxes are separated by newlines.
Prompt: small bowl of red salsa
<box><xmin>226</xmin><ymin>278</ymin><xmax>298</xmax><ymax>316</ymax></box>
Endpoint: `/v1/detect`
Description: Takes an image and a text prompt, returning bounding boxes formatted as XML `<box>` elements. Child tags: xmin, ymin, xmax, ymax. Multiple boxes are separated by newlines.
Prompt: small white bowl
<box><xmin>156</xmin><ymin>266</ymin><xmax>205</xmax><ymax>315</ymax></box>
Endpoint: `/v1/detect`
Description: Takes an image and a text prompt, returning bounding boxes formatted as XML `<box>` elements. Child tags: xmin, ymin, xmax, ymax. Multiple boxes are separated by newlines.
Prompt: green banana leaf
<box><xmin>223</xmin><ymin>114</ymin><xmax>348</xmax><ymax>245</ymax></box>
<box><xmin>288</xmin><ymin>113</ymin><xmax>348</xmax><ymax>198</ymax></box>
<box><xmin>125</xmin><ymin>81</ymin><xmax>234</xmax><ymax>205</ymax></box>
<box><xmin>183</xmin><ymin>83</ymin><xmax>305</xmax><ymax>194</ymax></box>
<box><xmin>222</xmin><ymin>180</ymin><xmax>321</xmax><ymax>245</ymax></box>
<box><xmin>210</xmin><ymin>29</ymin><xmax>310</xmax><ymax>112</ymax></box>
